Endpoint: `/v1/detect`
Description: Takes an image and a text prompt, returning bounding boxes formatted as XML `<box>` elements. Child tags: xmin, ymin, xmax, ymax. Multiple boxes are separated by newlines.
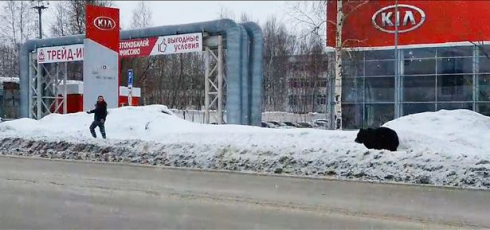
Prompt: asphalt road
<box><xmin>0</xmin><ymin>156</ymin><xmax>487</xmax><ymax>229</ymax></box>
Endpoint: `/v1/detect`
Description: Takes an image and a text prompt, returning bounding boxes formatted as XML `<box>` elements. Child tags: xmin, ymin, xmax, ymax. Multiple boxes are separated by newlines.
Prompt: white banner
<box><xmin>151</xmin><ymin>33</ymin><xmax>203</xmax><ymax>55</ymax></box>
<box><xmin>37</xmin><ymin>44</ymin><xmax>84</xmax><ymax>64</ymax></box>
<box><xmin>36</xmin><ymin>33</ymin><xmax>203</xmax><ymax>63</ymax></box>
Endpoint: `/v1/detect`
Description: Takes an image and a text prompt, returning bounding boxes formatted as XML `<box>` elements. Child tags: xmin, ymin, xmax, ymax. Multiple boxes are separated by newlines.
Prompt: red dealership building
<box><xmin>327</xmin><ymin>0</ymin><xmax>490</xmax><ymax>129</ymax></box>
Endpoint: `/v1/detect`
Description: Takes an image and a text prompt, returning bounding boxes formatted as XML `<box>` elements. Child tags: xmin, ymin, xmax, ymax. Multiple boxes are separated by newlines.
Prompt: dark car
<box><xmin>261</xmin><ymin>122</ymin><xmax>276</xmax><ymax>128</ymax></box>
<box><xmin>297</xmin><ymin>122</ymin><xmax>313</xmax><ymax>128</ymax></box>
<box><xmin>282</xmin><ymin>122</ymin><xmax>299</xmax><ymax>128</ymax></box>
<box><xmin>313</xmin><ymin>119</ymin><xmax>329</xmax><ymax>129</ymax></box>
<box><xmin>268</xmin><ymin>121</ymin><xmax>281</xmax><ymax>126</ymax></box>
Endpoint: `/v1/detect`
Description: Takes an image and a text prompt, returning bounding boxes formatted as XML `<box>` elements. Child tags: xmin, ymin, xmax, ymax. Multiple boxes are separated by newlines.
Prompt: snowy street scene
<box><xmin>1</xmin><ymin>105</ymin><xmax>489</xmax><ymax>190</ymax></box>
<box><xmin>0</xmin><ymin>0</ymin><xmax>490</xmax><ymax>229</ymax></box>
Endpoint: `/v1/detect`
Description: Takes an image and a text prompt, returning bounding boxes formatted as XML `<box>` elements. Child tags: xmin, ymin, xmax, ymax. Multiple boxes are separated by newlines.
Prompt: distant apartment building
<box><xmin>283</xmin><ymin>54</ymin><xmax>330</xmax><ymax>114</ymax></box>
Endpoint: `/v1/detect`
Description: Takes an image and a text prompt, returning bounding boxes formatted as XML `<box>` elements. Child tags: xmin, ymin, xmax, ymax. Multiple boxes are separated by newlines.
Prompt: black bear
<box><xmin>355</xmin><ymin>127</ymin><xmax>399</xmax><ymax>151</ymax></box>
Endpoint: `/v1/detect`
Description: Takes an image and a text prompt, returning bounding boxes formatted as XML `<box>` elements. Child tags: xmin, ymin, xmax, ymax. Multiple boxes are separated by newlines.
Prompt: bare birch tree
<box><xmin>130</xmin><ymin>1</ymin><xmax>153</xmax><ymax>29</ymax></box>
<box><xmin>66</xmin><ymin>0</ymin><xmax>114</xmax><ymax>35</ymax></box>
<box><xmin>331</xmin><ymin>0</ymin><xmax>369</xmax><ymax>130</ymax></box>
<box><xmin>49</xmin><ymin>1</ymin><xmax>70</xmax><ymax>37</ymax></box>
<box><xmin>262</xmin><ymin>16</ymin><xmax>296</xmax><ymax>112</ymax></box>
<box><xmin>0</xmin><ymin>1</ymin><xmax>37</xmax><ymax>78</ymax></box>
<box><xmin>288</xmin><ymin>0</ymin><xmax>368</xmax><ymax>129</ymax></box>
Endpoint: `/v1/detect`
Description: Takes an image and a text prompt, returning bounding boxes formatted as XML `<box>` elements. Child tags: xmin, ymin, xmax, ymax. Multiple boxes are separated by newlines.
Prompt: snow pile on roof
<box><xmin>0</xmin><ymin>77</ymin><xmax>19</xmax><ymax>84</ymax></box>
<box><xmin>0</xmin><ymin>105</ymin><xmax>489</xmax><ymax>189</ymax></box>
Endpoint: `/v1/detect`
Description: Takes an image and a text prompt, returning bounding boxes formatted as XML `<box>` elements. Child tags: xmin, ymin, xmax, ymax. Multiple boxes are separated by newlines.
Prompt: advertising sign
<box><xmin>151</xmin><ymin>33</ymin><xmax>203</xmax><ymax>55</ymax></box>
<box><xmin>38</xmin><ymin>33</ymin><xmax>204</xmax><ymax>61</ymax></box>
<box><xmin>37</xmin><ymin>44</ymin><xmax>84</xmax><ymax>64</ymax></box>
<box><xmin>83</xmin><ymin>4</ymin><xmax>120</xmax><ymax>110</ymax></box>
<box><xmin>327</xmin><ymin>0</ymin><xmax>490</xmax><ymax>47</ymax></box>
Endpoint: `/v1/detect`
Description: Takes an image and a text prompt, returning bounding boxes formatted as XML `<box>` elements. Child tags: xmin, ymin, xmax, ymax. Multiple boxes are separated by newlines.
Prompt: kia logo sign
<box><xmin>93</xmin><ymin>16</ymin><xmax>116</xmax><ymax>30</ymax></box>
<box><xmin>372</xmin><ymin>4</ymin><xmax>426</xmax><ymax>34</ymax></box>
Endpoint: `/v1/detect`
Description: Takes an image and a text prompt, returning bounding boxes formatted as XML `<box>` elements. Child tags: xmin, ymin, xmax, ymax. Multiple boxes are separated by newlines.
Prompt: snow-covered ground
<box><xmin>0</xmin><ymin>105</ymin><xmax>489</xmax><ymax>189</ymax></box>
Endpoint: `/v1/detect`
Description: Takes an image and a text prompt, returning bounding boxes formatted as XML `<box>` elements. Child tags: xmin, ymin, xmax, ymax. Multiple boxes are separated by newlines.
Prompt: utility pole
<box><xmin>31</xmin><ymin>0</ymin><xmax>48</xmax><ymax>118</ymax></box>
<box><xmin>394</xmin><ymin>0</ymin><xmax>400</xmax><ymax>118</ymax></box>
<box><xmin>31</xmin><ymin>0</ymin><xmax>49</xmax><ymax>39</ymax></box>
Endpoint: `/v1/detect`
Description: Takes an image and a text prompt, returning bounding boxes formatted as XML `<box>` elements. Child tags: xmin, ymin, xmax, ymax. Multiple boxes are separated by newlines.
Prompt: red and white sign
<box><xmin>86</xmin><ymin>4</ymin><xmax>119</xmax><ymax>52</ymax></box>
<box><xmin>93</xmin><ymin>16</ymin><xmax>116</xmax><ymax>31</ymax></box>
<box><xmin>37</xmin><ymin>33</ymin><xmax>204</xmax><ymax>61</ymax></box>
<box><xmin>83</xmin><ymin>4</ymin><xmax>120</xmax><ymax>110</ymax></box>
<box><xmin>371</xmin><ymin>4</ymin><xmax>426</xmax><ymax>34</ymax></box>
<box><xmin>327</xmin><ymin>0</ymin><xmax>490</xmax><ymax>48</ymax></box>
<box><xmin>119</xmin><ymin>38</ymin><xmax>158</xmax><ymax>58</ymax></box>
<box><xmin>151</xmin><ymin>33</ymin><xmax>203</xmax><ymax>55</ymax></box>
<box><xmin>119</xmin><ymin>33</ymin><xmax>203</xmax><ymax>58</ymax></box>
<box><xmin>37</xmin><ymin>44</ymin><xmax>84</xmax><ymax>64</ymax></box>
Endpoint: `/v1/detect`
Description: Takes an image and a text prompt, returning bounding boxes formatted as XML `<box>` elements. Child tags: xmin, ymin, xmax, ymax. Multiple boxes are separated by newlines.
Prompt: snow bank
<box><xmin>0</xmin><ymin>105</ymin><xmax>489</xmax><ymax>189</ymax></box>
<box><xmin>384</xmin><ymin>110</ymin><xmax>490</xmax><ymax>156</ymax></box>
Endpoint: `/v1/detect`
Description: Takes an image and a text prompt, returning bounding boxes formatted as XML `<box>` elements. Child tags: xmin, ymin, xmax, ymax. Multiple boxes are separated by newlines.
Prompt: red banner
<box><xmin>327</xmin><ymin>0</ymin><xmax>490</xmax><ymax>48</ymax></box>
<box><xmin>86</xmin><ymin>4</ymin><xmax>120</xmax><ymax>52</ymax></box>
<box><xmin>119</xmin><ymin>38</ymin><xmax>158</xmax><ymax>58</ymax></box>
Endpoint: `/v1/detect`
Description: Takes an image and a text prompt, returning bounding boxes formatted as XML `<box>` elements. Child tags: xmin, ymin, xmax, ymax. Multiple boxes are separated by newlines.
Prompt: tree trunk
<box><xmin>334</xmin><ymin>0</ymin><xmax>344</xmax><ymax>130</ymax></box>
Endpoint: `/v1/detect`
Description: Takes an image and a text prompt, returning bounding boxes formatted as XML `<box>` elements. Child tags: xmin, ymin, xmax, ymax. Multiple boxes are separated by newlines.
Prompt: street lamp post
<box><xmin>31</xmin><ymin>0</ymin><xmax>49</xmax><ymax>39</ymax></box>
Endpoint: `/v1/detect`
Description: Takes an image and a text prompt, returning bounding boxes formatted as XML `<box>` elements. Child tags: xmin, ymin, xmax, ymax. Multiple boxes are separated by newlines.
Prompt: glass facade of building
<box><xmin>338</xmin><ymin>44</ymin><xmax>490</xmax><ymax>129</ymax></box>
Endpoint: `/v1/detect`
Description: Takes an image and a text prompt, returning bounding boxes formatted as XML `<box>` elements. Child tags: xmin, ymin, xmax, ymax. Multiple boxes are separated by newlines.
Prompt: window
<box><xmin>365</xmin><ymin>77</ymin><xmax>394</xmax><ymax>102</ymax></box>
<box><xmin>403</xmin><ymin>76</ymin><xmax>436</xmax><ymax>102</ymax></box>
<box><xmin>342</xmin><ymin>104</ymin><xmax>363</xmax><ymax>129</ymax></box>
<box><xmin>437</xmin><ymin>103</ymin><xmax>473</xmax><ymax>110</ymax></box>
<box><xmin>365</xmin><ymin>60</ymin><xmax>395</xmax><ymax>76</ymax></box>
<box><xmin>437</xmin><ymin>46</ymin><xmax>473</xmax><ymax>58</ymax></box>
<box><xmin>404</xmin><ymin>59</ymin><xmax>436</xmax><ymax>75</ymax></box>
<box><xmin>288</xmin><ymin>95</ymin><xmax>296</xmax><ymax>106</ymax></box>
<box><xmin>478</xmin><ymin>57</ymin><xmax>490</xmax><ymax>74</ymax></box>
<box><xmin>317</xmin><ymin>79</ymin><xmax>328</xmax><ymax>87</ymax></box>
<box><xmin>342</xmin><ymin>61</ymin><xmax>364</xmax><ymax>77</ymax></box>
<box><xmin>342</xmin><ymin>50</ymin><xmax>364</xmax><ymax>61</ymax></box>
<box><xmin>342</xmin><ymin>78</ymin><xmax>364</xmax><ymax>103</ymax></box>
<box><xmin>478</xmin><ymin>45</ymin><xmax>490</xmax><ymax>58</ymax></box>
<box><xmin>316</xmin><ymin>95</ymin><xmax>327</xmax><ymax>105</ymax></box>
<box><xmin>365</xmin><ymin>50</ymin><xmax>395</xmax><ymax>60</ymax></box>
<box><xmin>437</xmin><ymin>75</ymin><xmax>473</xmax><ymax>101</ymax></box>
<box><xmin>403</xmin><ymin>48</ymin><xmax>437</xmax><ymax>59</ymax></box>
<box><xmin>477</xmin><ymin>103</ymin><xmax>490</xmax><ymax>116</ymax></box>
<box><xmin>403</xmin><ymin>103</ymin><xmax>435</xmax><ymax>116</ymax></box>
<box><xmin>478</xmin><ymin>75</ymin><xmax>490</xmax><ymax>101</ymax></box>
<box><xmin>365</xmin><ymin>104</ymin><xmax>395</xmax><ymax>128</ymax></box>
<box><xmin>437</xmin><ymin>57</ymin><xmax>473</xmax><ymax>74</ymax></box>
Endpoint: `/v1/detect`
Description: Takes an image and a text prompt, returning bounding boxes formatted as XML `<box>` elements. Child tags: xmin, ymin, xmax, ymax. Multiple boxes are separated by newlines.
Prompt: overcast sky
<box><xmin>114</xmin><ymin>1</ymin><xmax>291</xmax><ymax>29</ymax></box>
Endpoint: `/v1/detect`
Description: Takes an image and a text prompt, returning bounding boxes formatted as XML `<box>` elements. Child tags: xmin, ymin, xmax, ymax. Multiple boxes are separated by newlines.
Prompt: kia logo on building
<box><xmin>372</xmin><ymin>4</ymin><xmax>426</xmax><ymax>34</ymax></box>
<box><xmin>93</xmin><ymin>16</ymin><xmax>116</xmax><ymax>30</ymax></box>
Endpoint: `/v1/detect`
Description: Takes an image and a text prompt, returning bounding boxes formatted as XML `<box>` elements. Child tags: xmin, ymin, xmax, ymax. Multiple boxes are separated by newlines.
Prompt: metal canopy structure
<box><xmin>20</xmin><ymin>19</ymin><xmax>264</xmax><ymax>126</ymax></box>
<box><xmin>29</xmin><ymin>59</ymin><xmax>68</xmax><ymax>120</ymax></box>
<box><xmin>204</xmin><ymin>35</ymin><xmax>225</xmax><ymax>124</ymax></box>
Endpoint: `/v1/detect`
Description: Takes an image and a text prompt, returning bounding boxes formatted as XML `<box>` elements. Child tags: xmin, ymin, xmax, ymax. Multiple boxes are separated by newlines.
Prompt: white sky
<box><xmin>42</xmin><ymin>1</ymin><xmax>309</xmax><ymax>37</ymax></box>
<box><xmin>113</xmin><ymin>1</ymin><xmax>291</xmax><ymax>29</ymax></box>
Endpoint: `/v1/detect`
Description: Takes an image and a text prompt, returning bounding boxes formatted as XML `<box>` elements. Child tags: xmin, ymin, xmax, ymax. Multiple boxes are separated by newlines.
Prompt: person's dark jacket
<box><xmin>88</xmin><ymin>101</ymin><xmax>108</xmax><ymax>122</ymax></box>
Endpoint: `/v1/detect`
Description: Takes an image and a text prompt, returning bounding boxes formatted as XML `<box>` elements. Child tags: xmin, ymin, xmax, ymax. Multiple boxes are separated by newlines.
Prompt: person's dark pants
<box><xmin>90</xmin><ymin>120</ymin><xmax>106</xmax><ymax>139</ymax></box>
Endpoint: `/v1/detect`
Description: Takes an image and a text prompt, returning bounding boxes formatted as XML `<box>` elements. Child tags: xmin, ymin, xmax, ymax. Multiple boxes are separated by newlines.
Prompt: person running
<box><xmin>87</xmin><ymin>95</ymin><xmax>108</xmax><ymax>139</ymax></box>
